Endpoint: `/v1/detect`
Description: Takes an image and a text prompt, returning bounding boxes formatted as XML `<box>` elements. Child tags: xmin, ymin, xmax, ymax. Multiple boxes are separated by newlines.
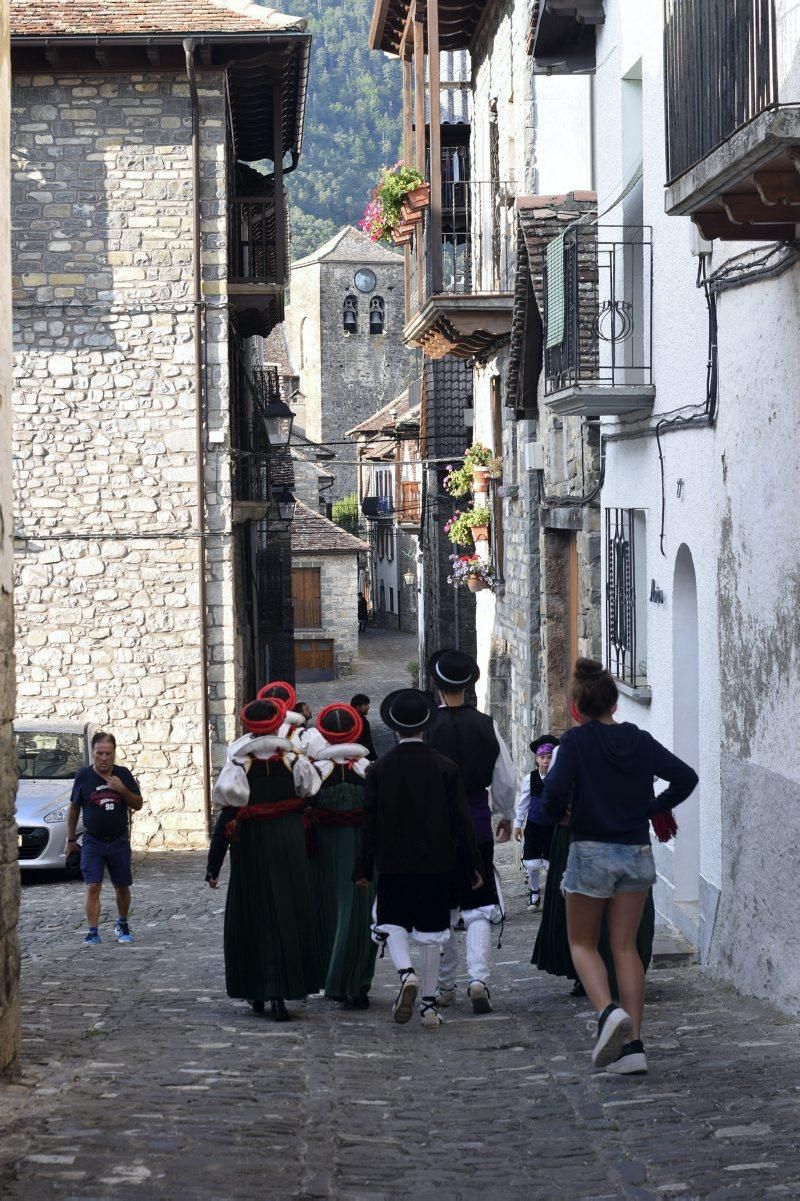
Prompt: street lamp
<box><xmin>403</xmin><ymin>568</ymin><xmax>415</xmax><ymax>587</ymax></box>
<box><xmin>262</xmin><ymin>397</ymin><xmax>295</xmax><ymax>448</ymax></box>
<box><xmin>271</xmin><ymin>486</ymin><xmax>297</xmax><ymax>528</ymax></box>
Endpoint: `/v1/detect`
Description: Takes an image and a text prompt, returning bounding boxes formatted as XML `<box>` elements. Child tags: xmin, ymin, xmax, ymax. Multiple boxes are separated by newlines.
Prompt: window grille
<box><xmin>605</xmin><ymin>508</ymin><xmax>645</xmax><ymax>688</ymax></box>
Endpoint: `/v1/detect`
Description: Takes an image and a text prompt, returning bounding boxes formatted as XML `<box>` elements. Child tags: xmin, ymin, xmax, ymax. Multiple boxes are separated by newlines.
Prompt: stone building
<box><xmin>0</xmin><ymin>0</ymin><xmax>20</xmax><ymax>1081</ymax></box>
<box><xmin>284</xmin><ymin>226</ymin><xmax>414</xmax><ymax>503</ymax></box>
<box><xmin>9</xmin><ymin>1</ymin><xmax>310</xmax><ymax>849</ymax></box>
<box><xmin>290</xmin><ymin>502</ymin><xmax>370</xmax><ymax>681</ymax></box>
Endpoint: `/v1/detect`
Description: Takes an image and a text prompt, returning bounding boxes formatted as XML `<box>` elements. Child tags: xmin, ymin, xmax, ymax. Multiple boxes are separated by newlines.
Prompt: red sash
<box><xmin>302</xmin><ymin>806</ymin><xmax>364</xmax><ymax>856</ymax></box>
<box><xmin>224</xmin><ymin>797</ymin><xmax>306</xmax><ymax>841</ymax></box>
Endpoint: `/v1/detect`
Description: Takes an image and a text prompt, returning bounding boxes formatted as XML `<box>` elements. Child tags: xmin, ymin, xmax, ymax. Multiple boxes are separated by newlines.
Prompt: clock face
<box><xmin>354</xmin><ymin>268</ymin><xmax>377</xmax><ymax>294</ymax></box>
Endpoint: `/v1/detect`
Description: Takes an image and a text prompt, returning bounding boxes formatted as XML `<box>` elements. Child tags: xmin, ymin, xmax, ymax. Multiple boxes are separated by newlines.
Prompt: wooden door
<box><xmin>292</xmin><ymin>566</ymin><xmax>322</xmax><ymax>629</ymax></box>
<box><xmin>294</xmin><ymin>638</ymin><xmax>335</xmax><ymax>682</ymax></box>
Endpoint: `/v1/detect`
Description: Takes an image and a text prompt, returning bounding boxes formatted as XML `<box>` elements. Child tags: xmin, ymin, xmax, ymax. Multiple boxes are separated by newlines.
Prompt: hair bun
<box><xmin>573</xmin><ymin>657</ymin><xmax>604</xmax><ymax>679</ymax></box>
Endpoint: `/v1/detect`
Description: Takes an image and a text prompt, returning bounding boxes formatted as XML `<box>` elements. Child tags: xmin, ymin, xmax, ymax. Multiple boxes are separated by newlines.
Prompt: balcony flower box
<box><xmin>404</xmin><ymin>182</ymin><xmax>430</xmax><ymax>212</ymax></box>
<box><xmin>359</xmin><ymin>162</ymin><xmax>427</xmax><ymax>244</ymax></box>
<box><xmin>447</xmin><ymin>552</ymin><xmax>497</xmax><ymax>593</ymax></box>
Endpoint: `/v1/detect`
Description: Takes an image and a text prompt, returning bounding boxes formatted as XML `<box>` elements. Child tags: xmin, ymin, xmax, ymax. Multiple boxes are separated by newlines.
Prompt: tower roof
<box><xmin>291</xmin><ymin>226</ymin><xmax>403</xmax><ymax>269</ymax></box>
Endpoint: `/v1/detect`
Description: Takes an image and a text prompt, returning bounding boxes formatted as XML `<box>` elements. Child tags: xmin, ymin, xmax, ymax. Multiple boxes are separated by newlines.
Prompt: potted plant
<box><xmin>447</xmin><ymin>553</ymin><xmax>498</xmax><ymax>593</ymax></box>
<box><xmin>444</xmin><ymin>504</ymin><xmax>491</xmax><ymax>548</ymax></box>
<box><xmin>443</xmin><ymin>443</ymin><xmax>503</xmax><ymax>499</ymax></box>
<box><xmin>359</xmin><ymin>162</ymin><xmax>427</xmax><ymax>244</ymax></box>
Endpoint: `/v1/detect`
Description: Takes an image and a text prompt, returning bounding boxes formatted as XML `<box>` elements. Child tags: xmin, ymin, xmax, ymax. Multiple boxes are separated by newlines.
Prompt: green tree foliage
<box><xmin>331</xmin><ymin>492</ymin><xmax>361</xmax><ymax>536</ymax></box>
<box><xmin>277</xmin><ymin>0</ymin><xmax>403</xmax><ymax>260</ymax></box>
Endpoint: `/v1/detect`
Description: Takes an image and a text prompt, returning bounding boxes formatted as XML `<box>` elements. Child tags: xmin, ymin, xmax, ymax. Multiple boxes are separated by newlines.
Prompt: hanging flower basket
<box><xmin>445</xmin><ymin>505</ymin><xmax>491</xmax><ymax>549</ymax></box>
<box><xmin>443</xmin><ymin>443</ymin><xmax>503</xmax><ymax>499</ymax></box>
<box><xmin>447</xmin><ymin>553</ymin><xmax>497</xmax><ymax>592</ymax></box>
<box><xmin>470</xmin><ymin>524</ymin><xmax>489</xmax><ymax>543</ymax></box>
<box><xmin>359</xmin><ymin>162</ymin><xmax>427</xmax><ymax>244</ymax></box>
<box><xmin>467</xmin><ymin>576</ymin><xmax>489</xmax><ymax>593</ymax></box>
<box><xmin>472</xmin><ymin>465</ymin><xmax>491</xmax><ymax>494</ymax></box>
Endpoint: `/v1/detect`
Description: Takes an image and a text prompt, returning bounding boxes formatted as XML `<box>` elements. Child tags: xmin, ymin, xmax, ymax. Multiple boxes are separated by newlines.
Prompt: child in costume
<box><xmin>514</xmin><ymin>734</ymin><xmax>560</xmax><ymax>910</ymax></box>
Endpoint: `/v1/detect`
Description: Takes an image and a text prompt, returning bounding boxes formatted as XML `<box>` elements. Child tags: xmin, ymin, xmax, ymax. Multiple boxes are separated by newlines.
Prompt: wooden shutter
<box><xmin>292</xmin><ymin>567</ymin><xmax>322</xmax><ymax>629</ymax></box>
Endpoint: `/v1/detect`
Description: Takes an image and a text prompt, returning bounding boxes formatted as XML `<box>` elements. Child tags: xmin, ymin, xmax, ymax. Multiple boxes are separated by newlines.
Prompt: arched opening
<box><xmin>672</xmin><ymin>543</ymin><xmax>700</xmax><ymax>908</ymax></box>
<box><xmin>343</xmin><ymin>294</ymin><xmax>358</xmax><ymax>334</ymax></box>
<box><xmin>369</xmin><ymin>296</ymin><xmax>385</xmax><ymax>335</ymax></box>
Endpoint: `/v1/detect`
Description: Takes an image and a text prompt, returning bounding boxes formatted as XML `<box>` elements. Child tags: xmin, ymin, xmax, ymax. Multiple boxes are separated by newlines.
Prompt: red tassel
<box><xmin>652</xmin><ymin>810</ymin><xmax>678</xmax><ymax>843</ymax></box>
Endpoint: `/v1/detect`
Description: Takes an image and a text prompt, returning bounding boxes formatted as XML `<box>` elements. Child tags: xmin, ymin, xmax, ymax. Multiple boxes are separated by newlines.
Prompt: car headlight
<box><xmin>43</xmin><ymin>805</ymin><xmax>71</xmax><ymax>825</ymax></box>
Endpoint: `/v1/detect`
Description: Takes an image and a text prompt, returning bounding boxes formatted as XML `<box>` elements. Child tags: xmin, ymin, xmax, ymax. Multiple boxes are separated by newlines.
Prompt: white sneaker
<box><xmin>437</xmin><ymin>986</ymin><xmax>456</xmax><ymax>1008</ymax></box>
<box><xmin>527</xmin><ymin>891</ymin><xmax>541</xmax><ymax>911</ymax></box>
<box><xmin>467</xmin><ymin>980</ymin><xmax>493</xmax><ymax>1015</ymax></box>
<box><xmin>606</xmin><ymin>1040</ymin><xmax>648</xmax><ymax>1075</ymax></box>
<box><xmin>420</xmin><ymin>1000</ymin><xmax>442</xmax><ymax>1028</ymax></box>
<box><xmin>592</xmin><ymin>1005</ymin><xmax>633</xmax><ymax>1067</ymax></box>
<box><xmin>392</xmin><ymin>971</ymin><xmax>419</xmax><ymax>1025</ymax></box>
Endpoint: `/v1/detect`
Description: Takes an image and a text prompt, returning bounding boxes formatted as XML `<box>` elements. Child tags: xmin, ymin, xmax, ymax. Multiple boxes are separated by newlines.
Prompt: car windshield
<box><xmin>15</xmin><ymin>732</ymin><xmax>86</xmax><ymax>780</ymax></box>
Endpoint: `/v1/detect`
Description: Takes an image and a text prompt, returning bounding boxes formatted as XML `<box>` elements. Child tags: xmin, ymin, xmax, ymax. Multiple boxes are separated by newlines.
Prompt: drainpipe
<box><xmin>184</xmin><ymin>39</ymin><xmax>213</xmax><ymax>836</ymax></box>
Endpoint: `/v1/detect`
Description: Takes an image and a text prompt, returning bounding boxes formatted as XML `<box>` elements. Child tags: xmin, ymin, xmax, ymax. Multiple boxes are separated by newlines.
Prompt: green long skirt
<box><xmin>308</xmin><ymin>782</ymin><xmax>377</xmax><ymax>1001</ymax></box>
<box><xmin>532</xmin><ymin>825</ymin><xmax>655</xmax><ymax>996</ymax></box>
<box><xmin>224</xmin><ymin>812</ymin><xmax>325</xmax><ymax>1002</ymax></box>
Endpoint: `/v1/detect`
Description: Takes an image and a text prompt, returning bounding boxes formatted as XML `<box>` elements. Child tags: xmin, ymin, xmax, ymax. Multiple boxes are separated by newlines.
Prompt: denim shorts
<box><xmin>562</xmin><ymin>840</ymin><xmax>656</xmax><ymax>899</ymax></box>
<box><xmin>81</xmin><ymin>834</ymin><xmax>133</xmax><ymax>888</ymax></box>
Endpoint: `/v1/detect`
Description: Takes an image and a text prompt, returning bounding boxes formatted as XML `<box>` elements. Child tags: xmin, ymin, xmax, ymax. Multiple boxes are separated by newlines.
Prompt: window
<box><xmin>379</xmin><ymin>581</ymin><xmax>386</xmax><ymax>610</ymax></box>
<box><xmin>389</xmin><ymin>586</ymin><xmax>394</xmax><ymax>612</ymax></box>
<box><xmin>343</xmin><ymin>294</ymin><xmax>358</xmax><ymax>334</ymax></box>
<box><xmin>292</xmin><ymin>566</ymin><xmax>322</xmax><ymax>629</ymax></box>
<box><xmin>605</xmin><ymin>508</ymin><xmax>648</xmax><ymax>687</ymax></box>
<box><xmin>369</xmin><ymin>296</ymin><xmax>385</xmax><ymax>335</ymax></box>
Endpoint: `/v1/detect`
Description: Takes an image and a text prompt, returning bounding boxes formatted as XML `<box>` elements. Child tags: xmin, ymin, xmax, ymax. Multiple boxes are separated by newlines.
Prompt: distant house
<box><xmin>290</xmin><ymin>502</ymin><xmax>370</xmax><ymax>681</ymax></box>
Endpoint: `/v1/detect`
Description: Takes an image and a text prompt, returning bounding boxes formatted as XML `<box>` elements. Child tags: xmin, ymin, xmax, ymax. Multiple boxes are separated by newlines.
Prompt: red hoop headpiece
<box><xmin>315</xmin><ymin>703</ymin><xmax>364</xmax><ymax>745</ymax></box>
<box><xmin>257</xmin><ymin>681</ymin><xmax>297</xmax><ymax>710</ymax></box>
<box><xmin>240</xmin><ymin>697</ymin><xmax>287</xmax><ymax>736</ymax></box>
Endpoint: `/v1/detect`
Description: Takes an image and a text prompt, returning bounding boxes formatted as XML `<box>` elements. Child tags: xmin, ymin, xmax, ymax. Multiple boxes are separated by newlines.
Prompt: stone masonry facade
<box><xmin>0</xmin><ymin>3</ymin><xmax>20</xmax><ymax>1081</ymax></box>
<box><xmin>10</xmin><ymin>70</ymin><xmax>236</xmax><ymax>850</ymax></box>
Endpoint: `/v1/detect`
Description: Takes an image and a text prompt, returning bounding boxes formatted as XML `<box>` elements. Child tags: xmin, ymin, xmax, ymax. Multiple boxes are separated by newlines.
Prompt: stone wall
<box><xmin>293</xmin><ymin>552</ymin><xmax>361</xmax><ymax>677</ymax></box>
<box><xmin>419</xmin><ymin>464</ymin><xmax>477</xmax><ymax>688</ymax></box>
<box><xmin>10</xmin><ymin>70</ymin><xmax>233</xmax><ymax>849</ymax></box>
<box><xmin>0</xmin><ymin>1</ymin><xmax>20</xmax><ymax>1081</ymax></box>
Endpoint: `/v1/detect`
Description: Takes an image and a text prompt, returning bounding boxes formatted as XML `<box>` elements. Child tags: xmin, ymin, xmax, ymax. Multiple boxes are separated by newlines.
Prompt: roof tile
<box><xmin>10</xmin><ymin>0</ymin><xmax>306</xmax><ymax>37</ymax></box>
<box><xmin>290</xmin><ymin>500</ymin><xmax>370</xmax><ymax>555</ymax></box>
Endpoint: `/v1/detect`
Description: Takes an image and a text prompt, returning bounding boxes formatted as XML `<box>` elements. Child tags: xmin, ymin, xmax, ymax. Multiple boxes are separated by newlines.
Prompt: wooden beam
<box><xmin>753</xmin><ymin>170</ymin><xmax>800</xmax><ymax>206</ymax></box>
<box><xmin>273</xmin><ymin>85</ymin><xmax>285</xmax><ymax>286</ymax></box>
<box><xmin>413</xmin><ymin>4</ymin><xmax>426</xmax><ymax>313</ymax></box>
<box><xmin>146</xmin><ymin>45</ymin><xmax>161</xmax><ymax>68</ymax></box>
<box><xmin>693</xmin><ymin>212</ymin><xmax>799</xmax><ymax>242</ymax></box>
<box><xmin>428</xmin><ymin>0</ymin><xmax>443</xmax><ymax>294</ymax></box>
<box><xmin>722</xmin><ymin>193</ymin><xmax>800</xmax><ymax>224</ymax></box>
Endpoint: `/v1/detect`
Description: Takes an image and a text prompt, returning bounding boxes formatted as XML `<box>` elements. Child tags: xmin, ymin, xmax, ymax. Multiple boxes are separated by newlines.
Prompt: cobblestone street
<box><xmin>2</xmin><ymin>842</ymin><xmax>800</xmax><ymax>1201</ymax></box>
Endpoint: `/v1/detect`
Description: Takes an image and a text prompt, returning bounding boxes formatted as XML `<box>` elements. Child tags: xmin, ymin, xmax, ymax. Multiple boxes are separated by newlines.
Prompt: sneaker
<box><xmin>527</xmin><ymin>890</ymin><xmax>541</xmax><ymax>911</ymax></box>
<box><xmin>437</xmin><ymin>986</ymin><xmax>456</xmax><ymax>1008</ymax></box>
<box><xmin>114</xmin><ymin>919</ymin><xmax>134</xmax><ymax>944</ymax></box>
<box><xmin>467</xmin><ymin>980</ymin><xmax>493</xmax><ymax>1015</ymax></box>
<box><xmin>420</xmin><ymin>999</ymin><xmax>442</xmax><ymax>1029</ymax></box>
<box><xmin>592</xmin><ymin>1004</ymin><xmax>633</xmax><ymax>1068</ymax></box>
<box><xmin>606</xmin><ymin>1040</ymin><xmax>647</xmax><ymax>1075</ymax></box>
<box><xmin>84</xmin><ymin>929</ymin><xmax>101</xmax><ymax>945</ymax></box>
<box><xmin>392</xmin><ymin>970</ymin><xmax>419</xmax><ymax>1025</ymax></box>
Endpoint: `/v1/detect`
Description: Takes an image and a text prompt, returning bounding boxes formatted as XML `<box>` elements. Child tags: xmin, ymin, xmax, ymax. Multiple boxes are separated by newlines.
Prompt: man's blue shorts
<box><xmin>81</xmin><ymin>834</ymin><xmax>133</xmax><ymax>888</ymax></box>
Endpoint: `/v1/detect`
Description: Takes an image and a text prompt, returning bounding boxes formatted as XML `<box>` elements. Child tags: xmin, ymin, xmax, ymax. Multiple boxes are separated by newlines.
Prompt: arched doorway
<box><xmin>672</xmin><ymin>544</ymin><xmax>700</xmax><ymax>907</ymax></box>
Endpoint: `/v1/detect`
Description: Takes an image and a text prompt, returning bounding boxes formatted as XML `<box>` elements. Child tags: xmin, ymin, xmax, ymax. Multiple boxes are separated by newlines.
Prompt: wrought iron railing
<box><xmin>228</xmin><ymin>191</ymin><xmax>290</xmax><ymax>284</ymax></box>
<box><xmin>409</xmin><ymin>180</ymin><xmax>516</xmax><ymax>314</ymax></box>
<box><xmin>606</xmin><ymin>507</ymin><xmax>642</xmax><ymax>689</ymax></box>
<box><xmin>543</xmin><ymin>225</ymin><xmax>653</xmax><ymax>396</ymax></box>
<box><xmin>664</xmin><ymin>0</ymin><xmax>779</xmax><ymax>183</ymax></box>
<box><xmin>230</xmin><ymin>335</ymin><xmax>282</xmax><ymax>505</ymax></box>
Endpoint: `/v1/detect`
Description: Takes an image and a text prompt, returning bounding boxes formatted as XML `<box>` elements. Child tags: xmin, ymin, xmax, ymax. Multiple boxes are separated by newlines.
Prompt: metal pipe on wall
<box><xmin>184</xmin><ymin>39</ymin><xmax>213</xmax><ymax>836</ymax></box>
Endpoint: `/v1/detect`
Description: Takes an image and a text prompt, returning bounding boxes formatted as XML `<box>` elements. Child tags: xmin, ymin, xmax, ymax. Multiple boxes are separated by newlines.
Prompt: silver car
<box><xmin>15</xmin><ymin>721</ymin><xmax>91</xmax><ymax>870</ymax></box>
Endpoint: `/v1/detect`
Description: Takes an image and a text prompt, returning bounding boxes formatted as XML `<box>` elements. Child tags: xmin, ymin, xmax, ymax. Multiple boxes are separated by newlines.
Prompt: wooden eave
<box><xmin>369</xmin><ymin>0</ymin><xmax>489</xmax><ymax>55</ymax></box>
<box><xmin>403</xmin><ymin>293</ymin><xmax>514</xmax><ymax>360</ymax></box>
<box><xmin>665</xmin><ymin>107</ymin><xmax>800</xmax><ymax>242</ymax></box>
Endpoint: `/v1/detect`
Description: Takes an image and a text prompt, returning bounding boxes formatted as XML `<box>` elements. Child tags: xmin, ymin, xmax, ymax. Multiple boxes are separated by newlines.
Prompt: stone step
<box><xmin>652</xmin><ymin>917</ymin><xmax>698</xmax><ymax>966</ymax></box>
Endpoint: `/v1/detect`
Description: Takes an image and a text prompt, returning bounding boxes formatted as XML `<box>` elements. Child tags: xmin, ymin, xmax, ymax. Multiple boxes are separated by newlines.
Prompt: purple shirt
<box><xmin>467</xmin><ymin>788</ymin><xmax>492</xmax><ymax>844</ymax></box>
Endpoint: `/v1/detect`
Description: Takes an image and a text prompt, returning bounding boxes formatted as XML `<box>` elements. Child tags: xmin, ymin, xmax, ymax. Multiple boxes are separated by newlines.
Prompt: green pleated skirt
<box><xmin>307</xmin><ymin>782</ymin><xmax>377</xmax><ymax>1001</ymax></box>
<box><xmin>532</xmin><ymin>825</ymin><xmax>655</xmax><ymax>996</ymax></box>
<box><xmin>224</xmin><ymin>811</ymin><xmax>325</xmax><ymax>1002</ymax></box>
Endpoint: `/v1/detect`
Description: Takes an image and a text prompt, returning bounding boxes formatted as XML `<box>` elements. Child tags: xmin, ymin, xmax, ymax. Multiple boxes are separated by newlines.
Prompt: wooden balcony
<box><xmin>664</xmin><ymin>0</ymin><xmax>800</xmax><ymax>240</ymax></box>
<box><xmin>228</xmin><ymin>191</ymin><xmax>290</xmax><ymax>335</ymax></box>
<box><xmin>543</xmin><ymin>226</ymin><xmax>655</xmax><ymax>419</ymax></box>
<box><xmin>404</xmin><ymin>180</ymin><xmax>515</xmax><ymax>360</ymax></box>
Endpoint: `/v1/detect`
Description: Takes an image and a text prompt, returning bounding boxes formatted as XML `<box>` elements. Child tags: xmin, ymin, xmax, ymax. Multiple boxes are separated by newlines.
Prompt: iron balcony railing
<box><xmin>228</xmin><ymin>190</ymin><xmax>290</xmax><ymax>285</ymax></box>
<box><xmin>409</xmin><ymin>180</ymin><xmax>516</xmax><ymax>314</ymax></box>
<box><xmin>543</xmin><ymin>225</ymin><xmax>653</xmax><ymax>397</ymax></box>
<box><xmin>664</xmin><ymin>0</ymin><xmax>780</xmax><ymax>183</ymax></box>
<box><xmin>230</xmin><ymin>336</ymin><xmax>282</xmax><ymax>505</ymax></box>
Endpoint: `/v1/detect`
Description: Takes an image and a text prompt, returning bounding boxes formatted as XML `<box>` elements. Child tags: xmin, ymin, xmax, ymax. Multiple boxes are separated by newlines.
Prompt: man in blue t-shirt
<box><xmin>66</xmin><ymin>731</ymin><xmax>143</xmax><ymax>945</ymax></box>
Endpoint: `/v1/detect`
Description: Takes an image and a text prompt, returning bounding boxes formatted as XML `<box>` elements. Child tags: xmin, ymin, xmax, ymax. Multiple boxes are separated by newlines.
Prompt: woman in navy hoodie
<box><xmin>541</xmin><ymin>659</ymin><xmax>698</xmax><ymax>1075</ymax></box>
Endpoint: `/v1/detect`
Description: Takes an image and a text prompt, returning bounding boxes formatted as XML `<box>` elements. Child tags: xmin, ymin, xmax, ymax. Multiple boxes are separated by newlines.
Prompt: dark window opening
<box><xmin>369</xmin><ymin>296</ymin><xmax>385</xmax><ymax>335</ymax></box>
<box><xmin>343</xmin><ymin>294</ymin><xmax>358</xmax><ymax>334</ymax></box>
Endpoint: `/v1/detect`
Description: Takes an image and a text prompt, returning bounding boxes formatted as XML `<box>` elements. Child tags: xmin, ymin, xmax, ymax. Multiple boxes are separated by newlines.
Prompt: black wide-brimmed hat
<box><xmin>380</xmin><ymin>689</ymin><xmax>438</xmax><ymax>734</ymax></box>
<box><xmin>530</xmin><ymin>733</ymin><xmax>560</xmax><ymax>755</ymax></box>
<box><xmin>428</xmin><ymin>648</ymin><xmax>480</xmax><ymax>690</ymax></box>
<box><xmin>316</xmin><ymin>703</ymin><xmax>364</xmax><ymax>745</ymax></box>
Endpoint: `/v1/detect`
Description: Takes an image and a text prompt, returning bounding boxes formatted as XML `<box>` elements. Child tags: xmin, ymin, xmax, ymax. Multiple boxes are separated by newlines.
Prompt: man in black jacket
<box><xmin>354</xmin><ymin>689</ymin><xmax>483</xmax><ymax>1029</ymax></box>
<box><xmin>350</xmin><ymin>693</ymin><xmax>377</xmax><ymax>761</ymax></box>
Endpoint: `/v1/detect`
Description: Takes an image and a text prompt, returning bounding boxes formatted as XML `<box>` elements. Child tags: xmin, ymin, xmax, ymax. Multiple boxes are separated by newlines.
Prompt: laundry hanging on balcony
<box><xmin>545</xmin><ymin>232</ymin><xmax>566</xmax><ymax>349</ymax></box>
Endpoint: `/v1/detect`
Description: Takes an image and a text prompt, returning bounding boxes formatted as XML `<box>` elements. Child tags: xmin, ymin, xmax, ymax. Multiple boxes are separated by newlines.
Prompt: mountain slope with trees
<box><xmin>277</xmin><ymin>0</ymin><xmax>403</xmax><ymax>260</ymax></box>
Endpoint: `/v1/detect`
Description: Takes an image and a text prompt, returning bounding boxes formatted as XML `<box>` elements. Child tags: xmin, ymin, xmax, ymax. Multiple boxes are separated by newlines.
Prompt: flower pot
<box><xmin>391</xmin><ymin>226</ymin><xmax>413</xmax><ymax>246</ymax></box>
<box><xmin>400</xmin><ymin>200</ymin><xmax>424</xmax><ymax>225</ymax></box>
<box><xmin>467</xmin><ymin>576</ymin><xmax>488</xmax><ymax>593</ymax></box>
<box><xmin>404</xmin><ymin>182</ymin><xmax>430</xmax><ymax>212</ymax></box>
<box><xmin>469</xmin><ymin>524</ymin><xmax>489</xmax><ymax>543</ymax></box>
<box><xmin>472</xmin><ymin>466</ymin><xmax>490</xmax><ymax>494</ymax></box>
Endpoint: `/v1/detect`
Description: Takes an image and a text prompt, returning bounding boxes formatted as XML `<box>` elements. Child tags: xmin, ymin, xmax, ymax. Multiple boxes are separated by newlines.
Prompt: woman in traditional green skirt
<box><xmin>532</xmin><ymin>822</ymin><xmax>655</xmax><ymax>997</ymax></box>
<box><xmin>206</xmin><ymin>696</ymin><xmax>325</xmax><ymax>1021</ymax></box>
<box><xmin>306</xmin><ymin>704</ymin><xmax>377</xmax><ymax>1008</ymax></box>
